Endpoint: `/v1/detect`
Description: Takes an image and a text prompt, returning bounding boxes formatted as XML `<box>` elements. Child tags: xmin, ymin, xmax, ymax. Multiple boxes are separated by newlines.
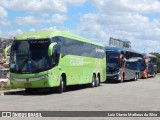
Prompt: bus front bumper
<box><xmin>106</xmin><ymin>72</ymin><xmax>121</xmax><ymax>82</ymax></box>
<box><xmin>9</xmin><ymin>73</ymin><xmax>59</xmax><ymax>89</ymax></box>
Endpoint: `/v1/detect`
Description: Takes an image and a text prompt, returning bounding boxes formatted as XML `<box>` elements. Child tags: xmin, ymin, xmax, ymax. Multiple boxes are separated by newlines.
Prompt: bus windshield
<box><xmin>10</xmin><ymin>39</ymin><xmax>52</xmax><ymax>73</ymax></box>
<box><xmin>107</xmin><ymin>53</ymin><xmax>119</xmax><ymax>72</ymax></box>
<box><xmin>149</xmin><ymin>57</ymin><xmax>157</xmax><ymax>64</ymax></box>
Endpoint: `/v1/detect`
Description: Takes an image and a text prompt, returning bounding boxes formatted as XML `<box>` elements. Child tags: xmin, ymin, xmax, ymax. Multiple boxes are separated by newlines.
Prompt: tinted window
<box><xmin>52</xmin><ymin>36</ymin><xmax>105</xmax><ymax>58</ymax></box>
<box><xmin>10</xmin><ymin>39</ymin><xmax>51</xmax><ymax>73</ymax></box>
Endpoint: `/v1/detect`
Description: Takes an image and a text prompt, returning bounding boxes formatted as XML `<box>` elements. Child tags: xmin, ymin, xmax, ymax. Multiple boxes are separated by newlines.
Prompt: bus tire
<box><xmin>57</xmin><ymin>76</ymin><xmax>66</xmax><ymax>93</ymax></box>
<box><xmin>145</xmin><ymin>74</ymin><xmax>148</xmax><ymax>79</ymax></box>
<box><xmin>90</xmin><ymin>74</ymin><xmax>96</xmax><ymax>87</ymax></box>
<box><xmin>95</xmin><ymin>76</ymin><xmax>100</xmax><ymax>87</ymax></box>
<box><xmin>153</xmin><ymin>72</ymin><xmax>156</xmax><ymax>77</ymax></box>
<box><xmin>120</xmin><ymin>74</ymin><xmax>124</xmax><ymax>83</ymax></box>
<box><xmin>147</xmin><ymin>73</ymin><xmax>149</xmax><ymax>78</ymax></box>
<box><xmin>134</xmin><ymin>74</ymin><xmax>138</xmax><ymax>81</ymax></box>
<box><xmin>98</xmin><ymin>74</ymin><xmax>100</xmax><ymax>86</ymax></box>
<box><xmin>138</xmin><ymin>73</ymin><xmax>140</xmax><ymax>79</ymax></box>
<box><xmin>137</xmin><ymin>74</ymin><xmax>140</xmax><ymax>80</ymax></box>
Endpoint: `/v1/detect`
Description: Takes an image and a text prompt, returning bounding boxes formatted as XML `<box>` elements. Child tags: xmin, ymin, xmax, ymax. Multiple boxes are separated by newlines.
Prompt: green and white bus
<box><xmin>9</xmin><ymin>30</ymin><xmax>106</xmax><ymax>93</ymax></box>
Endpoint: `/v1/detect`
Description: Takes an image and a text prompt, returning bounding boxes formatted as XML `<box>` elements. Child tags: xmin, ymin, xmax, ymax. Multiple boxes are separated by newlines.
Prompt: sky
<box><xmin>0</xmin><ymin>0</ymin><xmax>160</xmax><ymax>53</ymax></box>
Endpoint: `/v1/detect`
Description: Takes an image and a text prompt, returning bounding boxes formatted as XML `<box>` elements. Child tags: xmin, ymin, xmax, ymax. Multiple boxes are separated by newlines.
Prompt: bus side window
<box><xmin>52</xmin><ymin>44</ymin><xmax>60</xmax><ymax>65</ymax></box>
<box><xmin>106</xmin><ymin>53</ymin><xmax>108</xmax><ymax>61</ymax></box>
<box><xmin>125</xmin><ymin>52</ymin><xmax>129</xmax><ymax>59</ymax></box>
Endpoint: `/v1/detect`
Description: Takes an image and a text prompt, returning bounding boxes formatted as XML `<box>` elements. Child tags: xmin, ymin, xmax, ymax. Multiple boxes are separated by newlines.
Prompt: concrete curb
<box><xmin>0</xmin><ymin>89</ymin><xmax>24</xmax><ymax>96</ymax></box>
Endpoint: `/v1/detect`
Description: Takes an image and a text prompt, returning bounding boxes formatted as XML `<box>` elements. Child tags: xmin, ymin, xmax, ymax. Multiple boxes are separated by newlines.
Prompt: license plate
<box><xmin>24</xmin><ymin>83</ymin><xmax>32</xmax><ymax>86</ymax></box>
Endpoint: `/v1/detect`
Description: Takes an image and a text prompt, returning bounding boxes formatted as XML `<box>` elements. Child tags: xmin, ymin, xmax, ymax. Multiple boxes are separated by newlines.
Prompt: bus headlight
<box><xmin>42</xmin><ymin>73</ymin><xmax>52</xmax><ymax>79</ymax></box>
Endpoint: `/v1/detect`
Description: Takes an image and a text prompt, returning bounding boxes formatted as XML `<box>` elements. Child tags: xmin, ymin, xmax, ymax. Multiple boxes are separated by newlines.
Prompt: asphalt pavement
<box><xmin>0</xmin><ymin>75</ymin><xmax>160</xmax><ymax>119</ymax></box>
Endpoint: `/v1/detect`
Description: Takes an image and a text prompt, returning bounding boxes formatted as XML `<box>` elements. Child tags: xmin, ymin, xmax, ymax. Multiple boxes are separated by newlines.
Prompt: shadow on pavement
<box><xmin>3</xmin><ymin>84</ymin><xmax>99</xmax><ymax>96</ymax></box>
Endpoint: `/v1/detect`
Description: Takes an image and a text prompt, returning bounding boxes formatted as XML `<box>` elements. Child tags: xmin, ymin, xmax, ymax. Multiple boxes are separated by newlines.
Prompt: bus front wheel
<box><xmin>57</xmin><ymin>77</ymin><xmax>66</xmax><ymax>93</ymax></box>
<box><xmin>153</xmin><ymin>72</ymin><xmax>156</xmax><ymax>77</ymax></box>
<box><xmin>134</xmin><ymin>74</ymin><xmax>138</xmax><ymax>81</ymax></box>
<box><xmin>120</xmin><ymin>74</ymin><xmax>124</xmax><ymax>83</ymax></box>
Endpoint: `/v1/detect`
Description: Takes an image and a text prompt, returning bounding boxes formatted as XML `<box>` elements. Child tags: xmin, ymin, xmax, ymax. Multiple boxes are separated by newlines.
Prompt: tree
<box><xmin>123</xmin><ymin>40</ymin><xmax>131</xmax><ymax>48</ymax></box>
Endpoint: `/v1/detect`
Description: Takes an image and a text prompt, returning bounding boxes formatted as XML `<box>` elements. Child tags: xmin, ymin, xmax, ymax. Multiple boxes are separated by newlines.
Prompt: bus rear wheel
<box><xmin>96</xmin><ymin>75</ymin><xmax>100</xmax><ymax>87</ymax></box>
<box><xmin>90</xmin><ymin>75</ymin><xmax>96</xmax><ymax>87</ymax></box>
<box><xmin>57</xmin><ymin>77</ymin><xmax>66</xmax><ymax>93</ymax></box>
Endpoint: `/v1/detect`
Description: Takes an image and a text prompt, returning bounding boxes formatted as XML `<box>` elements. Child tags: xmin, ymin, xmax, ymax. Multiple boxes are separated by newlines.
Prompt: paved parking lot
<box><xmin>0</xmin><ymin>75</ymin><xmax>160</xmax><ymax>119</ymax></box>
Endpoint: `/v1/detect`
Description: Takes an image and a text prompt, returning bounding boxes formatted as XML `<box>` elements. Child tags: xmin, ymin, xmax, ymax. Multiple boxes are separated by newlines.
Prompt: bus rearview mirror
<box><xmin>48</xmin><ymin>43</ymin><xmax>57</xmax><ymax>56</ymax></box>
<box><xmin>4</xmin><ymin>45</ymin><xmax>11</xmax><ymax>59</ymax></box>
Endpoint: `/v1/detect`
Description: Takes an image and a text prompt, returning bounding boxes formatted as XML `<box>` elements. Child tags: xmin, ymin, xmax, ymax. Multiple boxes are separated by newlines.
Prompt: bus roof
<box><xmin>14</xmin><ymin>30</ymin><xmax>104</xmax><ymax>47</ymax></box>
<box><xmin>105</xmin><ymin>46</ymin><xmax>123</xmax><ymax>53</ymax></box>
<box><xmin>105</xmin><ymin>46</ymin><xmax>142</xmax><ymax>55</ymax></box>
<box><xmin>142</xmin><ymin>53</ymin><xmax>157</xmax><ymax>58</ymax></box>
